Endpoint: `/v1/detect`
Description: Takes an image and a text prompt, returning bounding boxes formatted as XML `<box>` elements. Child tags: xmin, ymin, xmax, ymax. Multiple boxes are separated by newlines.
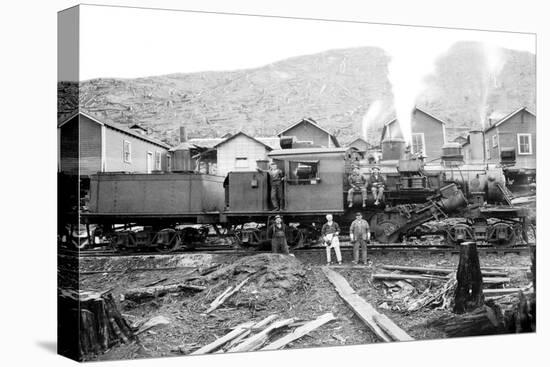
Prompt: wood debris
<box><xmin>322</xmin><ymin>267</ymin><xmax>414</xmax><ymax>342</ymax></box>
<box><xmin>261</xmin><ymin>313</ymin><xmax>336</xmax><ymax>350</ymax></box>
<box><xmin>123</xmin><ymin>283</ymin><xmax>205</xmax><ymax>302</ymax></box>
<box><xmin>205</xmin><ymin>276</ymin><xmax>251</xmax><ymax>314</ymax></box>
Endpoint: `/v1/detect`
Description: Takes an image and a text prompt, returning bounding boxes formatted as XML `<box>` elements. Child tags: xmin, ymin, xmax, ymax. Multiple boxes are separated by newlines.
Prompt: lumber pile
<box><xmin>58</xmin><ymin>289</ymin><xmax>135</xmax><ymax>359</ymax></box>
<box><xmin>322</xmin><ymin>267</ymin><xmax>414</xmax><ymax>342</ymax></box>
<box><xmin>188</xmin><ymin>313</ymin><xmax>335</xmax><ymax>355</ymax></box>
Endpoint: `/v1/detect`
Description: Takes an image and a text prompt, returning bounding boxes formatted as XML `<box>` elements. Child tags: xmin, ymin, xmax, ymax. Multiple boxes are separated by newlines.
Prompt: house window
<box><xmin>155</xmin><ymin>151</ymin><xmax>162</xmax><ymax>170</ymax></box>
<box><xmin>288</xmin><ymin>160</ymin><xmax>320</xmax><ymax>185</ymax></box>
<box><xmin>411</xmin><ymin>133</ymin><xmax>425</xmax><ymax>156</ymax></box>
<box><xmin>492</xmin><ymin>135</ymin><xmax>498</xmax><ymax>148</ymax></box>
<box><xmin>235</xmin><ymin>157</ymin><xmax>249</xmax><ymax>169</ymax></box>
<box><xmin>123</xmin><ymin>140</ymin><xmax>132</xmax><ymax>163</ymax></box>
<box><xmin>166</xmin><ymin>154</ymin><xmax>172</xmax><ymax>172</ymax></box>
<box><xmin>485</xmin><ymin>138</ymin><xmax>490</xmax><ymax>159</ymax></box>
<box><xmin>517</xmin><ymin>134</ymin><xmax>532</xmax><ymax>155</ymax></box>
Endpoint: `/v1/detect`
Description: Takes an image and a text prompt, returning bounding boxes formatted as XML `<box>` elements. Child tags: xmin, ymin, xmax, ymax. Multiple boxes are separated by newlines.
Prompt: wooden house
<box><xmin>483</xmin><ymin>107</ymin><xmax>536</xmax><ymax>172</ymax></box>
<box><xmin>380</xmin><ymin>107</ymin><xmax>447</xmax><ymax>161</ymax></box>
<box><xmin>58</xmin><ymin>111</ymin><xmax>171</xmax><ymax>176</ymax></box>
<box><xmin>277</xmin><ymin>117</ymin><xmax>340</xmax><ymax>148</ymax></box>
<box><xmin>214</xmin><ymin>132</ymin><xmax>280</xmax><ymax>176</ymax></box>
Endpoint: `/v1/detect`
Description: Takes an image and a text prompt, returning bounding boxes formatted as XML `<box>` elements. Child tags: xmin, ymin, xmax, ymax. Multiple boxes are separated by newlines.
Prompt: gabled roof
<box><xmin>381</xmin><ymin>107</ymin><xmax>447</xmax><ymax>142</ymax></box>
<box><xmin>346</xmin><ymin>137</ymin><xmax>370</xmax><ymax>147</ymax></box>
<box><xmin>213</xmin><ymin>131</ymin><xmax>275</xmax><ymax>150</ymax></box>
<box><xmin>382</xmin><ymin>107</ymin><xmax>447</xmax><ymax>127</ymax></box>
<box><xmin>58</xmin><ymin>111</ymin><xmax>171</xmax><ymax>149</ymax></box>
<box><xmin>484</xmin><ymin>107</ymin><xmax>536</xmax><ymax>133</ymax></box>
<box><xmin>170</xmin><ymin>138</ymin><xmax>223</xmax><ymax>151</ymax></box>
<box><xmin>277</xmin><ymin>117</ymin><xmax>340</xmax><ymax>147</ymax></box>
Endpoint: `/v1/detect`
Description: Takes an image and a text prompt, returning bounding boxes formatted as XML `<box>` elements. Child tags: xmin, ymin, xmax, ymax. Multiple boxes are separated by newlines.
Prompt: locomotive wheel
<box><xmin>373</xmin><ymin>221</ymin><xmax>400</xmax><ymax>243</ymax></box>
<box><xmin>153</xmin><ymin>229</ymin><xmax>182</xmax><ymax>253</ymax></box>
<box><xmin>489</xmin><ymin>222</ymin><xmax>517</xmax><ymax>246</ymax></box>
<box><xmin>446</xmin><ymin>223</ymin><xmax>474</xmax><ymax>246</ymax></box>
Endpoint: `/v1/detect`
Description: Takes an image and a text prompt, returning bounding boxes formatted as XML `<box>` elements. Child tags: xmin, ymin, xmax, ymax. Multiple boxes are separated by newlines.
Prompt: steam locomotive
<box><xmin>68</xmin><ymin>136</ymin><xmax>531</xmax><ymax>252</ymax></box>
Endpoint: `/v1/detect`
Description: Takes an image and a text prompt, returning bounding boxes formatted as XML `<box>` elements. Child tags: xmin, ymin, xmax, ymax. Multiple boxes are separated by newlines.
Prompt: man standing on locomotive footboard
<box><xmin>349</xmin><ymin>212</ymin><xmax>370</xmax><ymax>265</ymax></box>
<box><xmin>267</xmin><ymin>162</ymin><xmax>284</xmax><ymax>211</ymax></box>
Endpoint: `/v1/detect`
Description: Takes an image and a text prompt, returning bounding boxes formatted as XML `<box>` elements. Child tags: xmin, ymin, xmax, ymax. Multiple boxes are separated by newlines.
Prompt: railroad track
<box><xmin>59</xmin><ymin>242</ymin><xmax>532</xmax><ymax>258</ymax></box>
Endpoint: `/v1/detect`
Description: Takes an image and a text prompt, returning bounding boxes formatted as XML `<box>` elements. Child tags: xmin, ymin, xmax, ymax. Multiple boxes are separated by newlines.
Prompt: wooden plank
<box><xmin>483</xmin><ymin>288</ymin><xmax>523</xmax><ymax>296</ymax></box>
<box><xmin>227</xmin><ymin>318</ymin><xmax>295</xmax><ymax>352</ymax></box>
<box><xmin>373</xmin><ymin>314</ymin><xmax>414</xmax><ymax>341</ymax></box>
<box><xmin>380</xmin><ymin>265</ymin><xmax>507</xmax><ymax>277</ymax></box>
<box><xmin>190</xmin><ymin>321</ymin><xmax>255</xmax><ymax>355</ymax></box>
<box><xmin>322</xmin><ymin>267</ymin><xmax>411</xmax><ymax>342</ymax></box>
<box><xmin>372</xmin><ymin>273</ymin><xmax>449</xmax><ymax>281</ymax></box>
<box><xmin>261</xmin><ymin>313</ymin><xmax>336</xmax><ymax>351</ymax></box>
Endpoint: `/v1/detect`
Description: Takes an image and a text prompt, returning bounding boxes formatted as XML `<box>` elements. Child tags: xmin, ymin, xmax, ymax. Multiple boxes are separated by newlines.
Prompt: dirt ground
<box><xmin>71</xmin><ymin>250</ymin><xmax>533</xmax><ymax>362</ymax></box>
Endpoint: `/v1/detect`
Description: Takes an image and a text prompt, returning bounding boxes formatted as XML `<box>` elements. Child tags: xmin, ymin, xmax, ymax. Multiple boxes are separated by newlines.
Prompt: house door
<box><xmin>146</xmin><ymin>152</ymin><xmax>153</xmax><ymax>173</ymax></box>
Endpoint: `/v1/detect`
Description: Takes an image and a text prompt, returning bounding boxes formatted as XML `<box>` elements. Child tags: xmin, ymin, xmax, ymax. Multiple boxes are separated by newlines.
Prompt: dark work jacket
<box><xmin>268</xmin><ymin>223</ymin><xmax>287</xmax><ymax>238</ymax></box>
<box><xmin>369</xmin><ymin>174</ymin><xmax>386</xmax><ymax>188</ymax></box>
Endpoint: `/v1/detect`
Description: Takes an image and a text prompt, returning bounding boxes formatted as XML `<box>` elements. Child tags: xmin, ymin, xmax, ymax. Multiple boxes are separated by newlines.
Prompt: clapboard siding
<box><xmin>485</xmin><ymin>109</ymin><xmax>536</xmax><ymax>170</ymax></box>
<box><xmin>216</xmin><ymin>134</ymin><xmax>270</xmax><ymax>176</ymax></box>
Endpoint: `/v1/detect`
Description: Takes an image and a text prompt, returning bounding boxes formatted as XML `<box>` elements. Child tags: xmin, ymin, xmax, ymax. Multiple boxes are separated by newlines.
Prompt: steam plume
<box><xmin>361</xmin><ymin>100</ymin><xmax>383</xmax><ymax>142</ymax></box>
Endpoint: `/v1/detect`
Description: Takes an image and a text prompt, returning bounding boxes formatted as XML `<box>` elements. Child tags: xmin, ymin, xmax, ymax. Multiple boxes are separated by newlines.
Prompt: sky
<box><xmin>77</xmin><ymin>4</ymin><xmax>536</xmax><ymax>81</ymax></box>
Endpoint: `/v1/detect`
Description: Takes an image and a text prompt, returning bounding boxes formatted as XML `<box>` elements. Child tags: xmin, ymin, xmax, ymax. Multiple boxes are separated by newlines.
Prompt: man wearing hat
<box><xmin>349</xmin><ymin>212</ymin><xmax>370</xmax><ymax>265</ymax></box>
<box><xmin>369</xmin><ymin>166</ymin><xmax>386</xmax><ymax>205</ymax></box>
<box><xmin>321</xmin><ymin>214</ymin><xmax>342</xmax><ymax>265</ymax></box>
<box><xmin>267</xmin><ymin>215</ymin><xmax>289</xmax><ymax>255</ymax></box>
<box><xmin>347</xmin><ymin>166</ymin><xmax>367</xmax><ymax>208</ymax></box>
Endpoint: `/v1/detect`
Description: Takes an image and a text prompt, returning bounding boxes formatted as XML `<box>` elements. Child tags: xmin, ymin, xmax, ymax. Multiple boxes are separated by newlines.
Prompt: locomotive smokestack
<box><xmin>381</xmin><ymin>137</ymin><xmax>406</xmax><ymax>161</ymax></box>
<box><xmin>180</xmin><ymin>126</ymin><xmax>188</xmax><ymax>143</ymax></box>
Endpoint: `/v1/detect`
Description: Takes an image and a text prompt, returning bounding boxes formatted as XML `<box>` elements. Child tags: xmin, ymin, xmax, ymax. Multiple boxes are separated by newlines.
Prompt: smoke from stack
<box><xmin>179</xmin><ymin>126</ymin><xmax>188</xmax><ymax>142</ymax></box>
<box><xmin>386</xmin><ymin>42</ymin><xmax>448</xmax><ymax>146</ymax></box>
<box><xmin>479</xmin><ymin>43</ymin><xmax>505</xmax><ymax>129</ymax></box>
<box><xmin>361</xmin><ymin>100</ymin><xmax>383</xmax><ymax>142</ymax></box>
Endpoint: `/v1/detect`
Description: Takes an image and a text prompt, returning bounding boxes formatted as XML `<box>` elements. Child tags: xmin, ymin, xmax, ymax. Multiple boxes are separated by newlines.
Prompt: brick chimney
<box><xmin>180</xmin><ymin>126</ymin><xmax>188</xmax><ymax>142</ymax></box>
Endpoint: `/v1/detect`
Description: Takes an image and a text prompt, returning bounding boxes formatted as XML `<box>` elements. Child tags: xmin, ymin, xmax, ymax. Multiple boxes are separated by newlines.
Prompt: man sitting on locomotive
<box><xmin>267</xmin><ymin>215</ymin><xmax>290</xmax><ymax>255</ymax></box>
<box><xmin>347</xmin><ymin>166</ymin><xmax>367</xmax><ymax>208</ymax></box>
<box><xmin>322</xmin><ymin>214</ymin><xmax>342</xmax><ymax>265</ymax></box>
<box><xmin>369</xmin><ymin>166</ymin><xmax>386</xmax><ymax>206</ymax></box>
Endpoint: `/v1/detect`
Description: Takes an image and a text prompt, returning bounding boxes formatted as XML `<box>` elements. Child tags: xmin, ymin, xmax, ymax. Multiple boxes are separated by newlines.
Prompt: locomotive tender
<box><xmin>80</xmin><ymin>137</ymin><xmax>531</xmax><ymax>252</ymax></box>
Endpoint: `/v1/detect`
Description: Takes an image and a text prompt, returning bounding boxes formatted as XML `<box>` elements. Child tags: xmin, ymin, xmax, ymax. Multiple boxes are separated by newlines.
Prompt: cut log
<box><xmin>190</xmin><ymin>321</ymin><xmax>255</xmax><ymax>355</ymax></box>
<box><xmin>144</xmin><ymin>278</ymin><xmax>168</xmax><ymax>287</ymax></box>
<box><xmin>380</xmin><ymin>265</ymin><xmax>507</xmax><ymax>277</ymax></box>
<box><xmin>227</xmin><ymin>318</ymin><xmax>295</xmax><ymax>352</ymax></box>
<box><xmin>261</xmin><ymin>313</ymin><xmax>336</xmax><ymax>351</ymax></box>
<box><xmin>322</xmin><ymin>267</ymin><xmax>413</xmax><ymax>342</ymax></box>
<box><xmin>123</xmin><ymin>283</ymin><xmax>205</xmax><ymax>302</ymax></box>
<box><xmin>454</xmin><ymin>242</ymin><xmax>484</xmax><ymax>314</ymax></box>
<box><xmin>482</xmin><ymin>277</ymin><xmax>510</xmax><ymax>285</ymax></box>
<box><xmin>530</xmin><ymin>244</ymin><xmax>536</xmax><ymax>290</ymax></box>
<box><xmin>372</xmin><ymin>273</ymin><xmax>449</xmax><ymax>281</ymax></box>
<box><xmin>205</xmin><ymin>277</ymin><xmax>251</xmax><ymax>314</ymax></box>
<box><xmin>483</xmin><ymin>288</ymin><xmax>525</xmax><ymax>297</ymax></box>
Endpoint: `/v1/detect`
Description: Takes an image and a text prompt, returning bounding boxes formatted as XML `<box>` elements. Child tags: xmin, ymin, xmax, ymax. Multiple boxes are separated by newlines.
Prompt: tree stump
<box><xmin>59</xmin><ymin>289</ymin><xmax>135</xmax><ymax>360</ymax></box>
<box><xmin>530</xmin><ymin>243</ymin><xmax>536</xmax><ymax>290</ymax></box>
<box><xmin>453</xmin><ymin>242</ymin><xmax>484</xmax><ymax>314</ymax></box>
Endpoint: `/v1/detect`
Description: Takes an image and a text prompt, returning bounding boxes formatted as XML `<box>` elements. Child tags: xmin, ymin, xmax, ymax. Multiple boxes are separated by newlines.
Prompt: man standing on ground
<box><xmin>267</xmin><ymin>215</ymin><xmax>289</xmax><ymax>255</ymax></box>
<box><xmin>349</xmin><ymin>212</ymin><xmax>370</xmax><ymax>265</ymax></box>
<box><xmin>347</xmin><ymin>166</ymin><xmax>367</xmax><ymax>208</ymax></box>
<box><xmin>322</xmin><ymin>214</ymin><xmax>342</xmax><ymax>265</ymax></box>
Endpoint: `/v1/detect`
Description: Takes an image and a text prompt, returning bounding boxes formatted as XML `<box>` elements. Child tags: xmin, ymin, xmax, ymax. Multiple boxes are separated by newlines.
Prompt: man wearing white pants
<box><xmin>322</xmin><ymin>214</ymin><xmax>342</xmax><ymax>265</ymax></box>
